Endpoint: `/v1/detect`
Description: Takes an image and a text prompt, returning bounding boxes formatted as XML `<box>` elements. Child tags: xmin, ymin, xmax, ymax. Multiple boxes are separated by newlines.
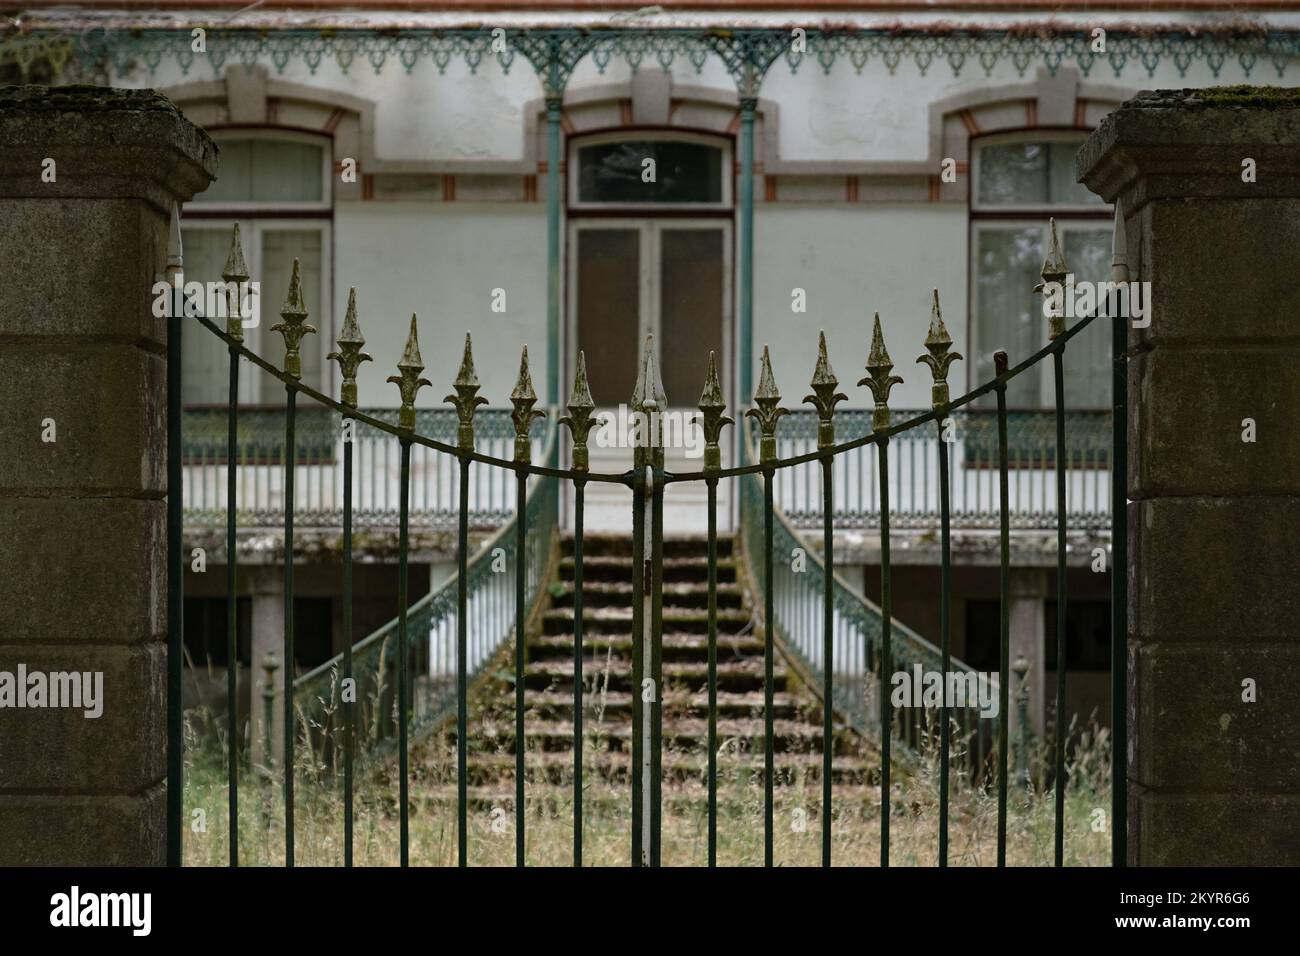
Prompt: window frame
<box><xmin>189</xmin><ymin>128</ymin><xmax>333</xmax><ymax>214</ymax></box>
<box><xmin>970</xmin><ymin>130</ymin><xmax>1106</xmax><ymax>215</ymax></box>
<box><xmin>567</xmin><ymin>129</ymin><xmax>733</xmax><ymax>212</ymax></box>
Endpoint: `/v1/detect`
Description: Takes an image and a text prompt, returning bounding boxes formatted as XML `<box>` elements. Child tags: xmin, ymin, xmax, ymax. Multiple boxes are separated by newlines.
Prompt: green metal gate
<box><xmin>165</xmin><ymin>212</ymin><xmax>1127</xmax><ymax>868</ymax></box>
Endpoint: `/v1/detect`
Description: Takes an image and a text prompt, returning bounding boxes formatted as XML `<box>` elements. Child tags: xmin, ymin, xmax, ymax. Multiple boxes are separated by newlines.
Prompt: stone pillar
<box><xmin>249</xmin><ymin>566</ymin><xmax>285</xmax><ymax>769</ymax></box>
<box><xmin>1008</xmin><ymin>569</ymin><xmax>1047</xmax><ymax>737</ymax></box>
<box><xmin>1078</xmin><ymin>88</ymin><xmax>1300</xmax><ymax>865</ymax></box>
<box><xmin>0</xmin><ymin>87</ymin><xmax>215</xmax><ymax>864</ymax></box>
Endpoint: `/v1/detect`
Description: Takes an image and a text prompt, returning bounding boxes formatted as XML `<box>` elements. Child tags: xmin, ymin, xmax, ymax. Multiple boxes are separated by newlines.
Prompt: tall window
<box><xmin>971</xmin><ymin>134</ymin><xmax>1111</xmax><ymax>407</ymax></box>
<box><xmin>182</xmin><ymin>132</ymin><xmax>332</xmax><ymax>404</ymax></box>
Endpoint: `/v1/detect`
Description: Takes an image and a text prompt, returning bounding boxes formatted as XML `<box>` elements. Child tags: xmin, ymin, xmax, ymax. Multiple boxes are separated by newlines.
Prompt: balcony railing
<box><xmin>182</xmin><ymin>407</ymin><xmax>545</xmax><ymax>531</ymax></box>
<box><xmin>771</xmin><ymin>409</ymin><xmax>1111</xmax><ymax>533</ymax></box>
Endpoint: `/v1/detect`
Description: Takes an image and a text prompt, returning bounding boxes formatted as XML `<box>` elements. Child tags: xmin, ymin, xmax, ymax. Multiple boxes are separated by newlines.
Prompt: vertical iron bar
<box><xmin>226</xmin><ymin>348</ymin><xmax>239</xmax><ymax>867</ymax></box>
<box><xmin>166</xmin><ymin>288</ymin><xmax>183</xmax><ymax>868</ymax></box>
<box><xmin>1112</xmin><ymin>305</ymin><xmax>1129</xmax><ymax>868</ymax></box>
<box><xmin>342</xmin><ymin>422</ymin><xmax>354</xmax><ymax>867</ymax></box>
<box><xmin>937</xmin><ymin>421</ymin><xmax>952</xmax><ymax>867</ymax></box>
<box><xmin>706</xmin><ymin>477</ymin><xmax>719</xmax><ymax>866</ymax></box>
<box><xmin>457</xmin><ymin>456</ymin><xmax>470</xmax><ymax>867</ymax></box>
<box><xmin>572</xmin><ymin>479</ymin><xmax>585</xmax><ymax>867</ymax></box>
<box><xmin>283</xmin><ymin>385</ymin><xmax>297</xmax><ymax>867</ymax></box>
<box><xmin>397</xmin><ymin>438</ymin><xmax>411</xmax><ymax>867</ymax></box>
<box><xmin>1053</xmin><ymin>350</ymin><xmax>1069</xmax><ymax>866</ymax></box>
<box><xmin>650</xmin><ymin>468</ymin><xmax>664</xmax><ymax>867</ymax></box>
<box><xmin>821</xmin><ymin>455</ymin><xmax>834</xmax><ymax>867</ymax></box>
<box><xmin>515</xmin><ymin>466</ymin><xmax>527</xmax><ymax>866</ymax></box>
<box><xmin>763</xmin><ymin>467</ymin><xmax>775</xmax><ymax>867</ymax></box>
<box><xmin>878</xmin><ymin>438</ymin><xmax>893</xmax><ymax>868</ymax></box>
<box><xmin>630</xmin><ymin>469</ymin><xmax>645</xmax><ymax>865</ymax></box>
<box><xmin>995</xmin><ymin>362</ymin><xmax>1011</xmax><ymax>867</ymax></box>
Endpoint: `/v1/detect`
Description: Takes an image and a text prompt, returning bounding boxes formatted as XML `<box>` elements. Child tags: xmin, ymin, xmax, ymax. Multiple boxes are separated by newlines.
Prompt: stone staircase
<box><xmin>414</xmin><ymin>533</ymin><xmax>877</xmax><ymax>808</ymax></box>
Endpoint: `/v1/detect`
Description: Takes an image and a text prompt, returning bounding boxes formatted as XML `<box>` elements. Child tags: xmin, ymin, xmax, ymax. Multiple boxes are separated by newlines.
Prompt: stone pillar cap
<box><xmin>0</xmin><ymin>85</ymin><xmax>217</xmax><ymax>209</ymax></box>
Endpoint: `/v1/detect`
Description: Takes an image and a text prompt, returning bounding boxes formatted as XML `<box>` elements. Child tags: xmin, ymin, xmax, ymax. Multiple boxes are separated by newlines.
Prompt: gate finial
<box><xmin>444</xmin><ymin>332</ymin><xmax>488</xmax><ymax>451</ymax></box>
<box><xmin>1036</xmin><ymin>217</ymin><xmax>1070</xmax><ymax>340</ymax></box>
<box><xmin>327</xmin><ymin>288</ymin><xmax>373</xmax><ymax>408</ymax></box>
<box><xmin>916</xmin><ymin>289</ymin><xmax>963</xmax><ymax>409</ymax></box>
<box><xmin>221</xmin><ymin>223</ymin><xmax>249</xmax><ymax>342</ymax></box>
<box><xmin>803</xmin><ymin>331</ymin><xmax>847</xmax><ymax>450</ymax></box>
<box><xmin>387</xmin><ymin>314</ymin><xmax>431</xmax><ymax>430</ymax></box>
<box><xmin>271</xmin><ymin>258</ymin><xmax>316</xmax><ymax>381</ymax></box>
<box><xmin>510</xmin><ymin>345</ymin><xmax>546</xmax><ymax>464</ymax></box>
<box><xmin>746</xmin><ymin>345</ymin><xmax>788</xmax><ymax>464</ymax></box>
<box><xmin>698</xmin><ymin>350</ymin><xmax>734</xmax><ymax>473</ymax></box>
<box><xmin>559</xmin><ymin>350</ymin><xmax>597</xmax><ymax>472</ymax></box>
<box><xmin>631</xmin><ymin>335</ymin><xmax>666</xmax><ymax>468</ymax></box>
<box><xmin>858</xmin><ymin>313</ymin><xmax>903</xmax><ymax>431</ymax></box>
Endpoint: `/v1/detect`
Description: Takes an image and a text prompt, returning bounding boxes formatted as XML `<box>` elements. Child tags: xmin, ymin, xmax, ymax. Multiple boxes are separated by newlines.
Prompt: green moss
<box><xmin>1191</xmin><ymin>85</ymin><xmax>1300</xmax><ymax>109</ymax></box>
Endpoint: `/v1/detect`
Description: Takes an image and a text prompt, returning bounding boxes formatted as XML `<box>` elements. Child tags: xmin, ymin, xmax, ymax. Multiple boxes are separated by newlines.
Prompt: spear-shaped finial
<box><xmin>270</xmin><ymin>258</ymin><xmax>316</xmax><ymax>380</ymax></box>
<box><xmin>858</xmin><ymin>313</ymin><xmax>903</xmax><ymax>431</ymax></box>
<box><xmin>559</xmin><ymin>351</ymin><xmax>597</xmax><ymax>472</ymax></box>
<box><xmin>698</xmin><ymin>351</ymin><xmax>734</xmax><ymax>473</ymax></box>
<box><xmin>1035</xmin><ymin>217</ymin><xmax>1070</xmax><ymax>340</ymax></box>
<box><xmin>510</xmin><ymin>345</ymin><xmax>546</xmax><ymax>464</ymax></box>
<box><xmin>221</xmin><ymin>223</ymin><xmax>250</xmax><ymax>341</ymax></box>
<box><xmin>326</xmin><ymin>289</ymin><xmax>373</xmax><ymax>408</ymax></box>
<box><xmin>167</xmin><ymin>202</ymin><xmax>183</xmax><ymax>272</ymax></box>
<box><xmin>803</xmin><ymin>331</ymin><xmax>848</xmax><ymax>450</ymax></box>
<box><xmin>443</xmin><ymin>332</ymin><xmax>488</xmax><ymax>451</ymax></box>
<box><xmin>630</xmin><ymin>335</ymin><xmax>667</xmax><ymax>468</ymax></box>
<box><xmin>916</xmin><ymin>289</ymin><xmax>963</xmax><ymax>410</ymax></box>
<box><xmin>386</xmin><ymin>314</ymin><xmax>431</xmax><ymax>430</ymax></box>
<box><xmin>746</xmin><ymin>345</ymin><xmax>788</xmax><ymax>464</ymax></box>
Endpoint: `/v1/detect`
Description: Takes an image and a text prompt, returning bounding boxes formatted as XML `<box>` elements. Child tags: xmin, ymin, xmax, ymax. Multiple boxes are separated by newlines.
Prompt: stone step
<box><xmin>549</xmin><ymin>579</ymin><xmax>747</xmax><ymax>611</ymax></box>
<box><xmin>521</xmin><ymin>688</ymin><xmax>803</xmax><ymax>720</ymax></box>
<box><xmin>529</xmin><ymin>631</ymin><xmax>765</xmax><ymax>662</ymax></box>
<box><xmin>559</xmin><ymin>555</ymin><xmax>737</xmax><ymax>584</ymax></box>
<box><xmin>524</xmin><ymin>657</ymin><xmax>783</xmax><ymax>693</ymax></box>
<box><xmin>542</xmin><ymin>605</ymin><xmax>753</xmax><ymax>636</ymax></box>
<box><xmin>464</xmin><ymin>717</ymin><xmax>852</xmax><ymax>754</ymax></box>
<box><xmin>564</xmin><ymin>535</ymin><xmax>733</xmax><ymax>560</ymax></box>
<box><xmin>406</xmin><ymin>782</ymin><xmax>880</xmax><ymax>811</ymax></box>
<box><xmin>415</xmin><ymin>750</ymin><xmax>879</xmax><ymax>787</ymax></box>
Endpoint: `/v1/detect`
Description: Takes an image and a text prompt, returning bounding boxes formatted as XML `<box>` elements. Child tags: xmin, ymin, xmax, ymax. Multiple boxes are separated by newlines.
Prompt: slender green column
<box><xmin>545</xmin><ymin>95</ymin><xmax>563</xmax><ymax>410</ymax></box>
<box><xmin>738</xmin><ymin>96</ymin><xmax>757</xmax><ymax>401</ymax></box>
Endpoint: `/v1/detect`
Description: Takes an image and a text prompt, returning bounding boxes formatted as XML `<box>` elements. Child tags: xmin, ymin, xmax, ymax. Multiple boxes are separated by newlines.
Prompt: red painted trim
<box><xmin>323</xmin><ymin>107</ymin><xmax>347</xmax><ymax>133</ymax></box>
<box><xmin>1025</xmin><ymin>100</ymin><xmax>1038</xmax><ymax>127</ymax></box>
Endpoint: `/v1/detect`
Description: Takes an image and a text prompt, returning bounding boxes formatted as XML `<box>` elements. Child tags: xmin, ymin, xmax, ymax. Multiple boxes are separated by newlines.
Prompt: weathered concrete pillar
<box><xmin>1078</xmin><ymin>88</ymin><xmax>1300</xmax><ymax>865</ymax></box>
<box><xmin>0</xmin><ymin>87</ymin><xmax>215</xmax><ymax>864</ymax></box>
<box><xmin>249</xmin><ymin>566</ymin><xmax>285</xmax><ymax>768</ymax></box>
<box><xmin>1008</xmin><ymin>569</ymin><xmax>1047</xmax><ymax>737</ymax></box>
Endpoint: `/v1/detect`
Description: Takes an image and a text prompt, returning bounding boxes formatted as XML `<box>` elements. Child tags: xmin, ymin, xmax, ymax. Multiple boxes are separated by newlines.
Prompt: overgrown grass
<box><xmin>182</xmin><ymin>703</ymin><xmax>1113</xmax><ymax>867</ymax></box>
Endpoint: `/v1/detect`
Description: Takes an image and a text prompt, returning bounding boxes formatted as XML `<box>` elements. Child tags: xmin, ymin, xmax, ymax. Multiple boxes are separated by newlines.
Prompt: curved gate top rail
<box><xmin>166</xmin><ymin>207</ymin><xmax>1126</xmax><ymax>869</ymax></box>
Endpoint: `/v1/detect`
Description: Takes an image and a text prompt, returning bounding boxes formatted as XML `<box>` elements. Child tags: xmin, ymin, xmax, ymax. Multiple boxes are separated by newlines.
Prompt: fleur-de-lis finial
<box><xmin>386</xmin><ymin>314</ymin><xmax>431</xmax><ymax>430</ymax></box>
<box><xmin>221</xmin><ymin>223</ymin><xmax>249</xmax><ymax>341</ymax></box>
<box><xmin>858</xmin><ymin>313</ymin><xmax>904</xmax><ymax>431</ymax></box>
<box><xmin>698</xmin><ymin>350</ymin><xmax>734</xmax><ymax>473</ymax></box>
<box><xmin>1035</xmin><ymin>217</ymin><xmax>1070</xmax><ymax>340</ymax></box>
<box><xmin>326</xmin><ymin>288</ymin><xmax>373</xmax><ymax>408</ymax></box>
<box><xmin>559</xmin><ymin>351</ymin><xmax>597</xmax><ymax>472</ymax></box>
<box><xmin>443</xmin><ymin>332</ymin><xmax>488</xmax><ymax>451</ymax></box>
<box><xmin>270</xmin><ymin>258</ymin><xmax>316</xmax><ymax>380</ymax></box>
<box><xmin>746</xmin><ymin>346</ymin><xmax>788</xmax><ymax>464</ymax></box>
<box><xmin>916</xmin><ymin>289</ymin><xmax>963</xmax><ymax>410</ymax></box>
<box><xmin>630</xmin><ymin>335</ymin><xmax>667</xmax><ymax>469</ymax></box>
<box><xmin>510</xmin><ymin>345</ymin><xmax>546</xmax><ymax>464</ymax></box>
<box><xmin>802</xmin><ymin>331</ymin><xmax>848</xmax><ymax>450</ymax></box>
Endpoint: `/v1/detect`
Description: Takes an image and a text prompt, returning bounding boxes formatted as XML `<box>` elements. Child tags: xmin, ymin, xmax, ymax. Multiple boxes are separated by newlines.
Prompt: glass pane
<box><xmin>578</xmin><ymin>141</ymin><xmax>722</xmax><ymax>204</ymax></box>
<box><xmin>1061</xmin><ymin>228</ymin><xmax>1112</xmax><ymax>406</ymax></box>
<box><xmin>974</xmin><ymin>226</ymin><xmax>1043</xmax><ymax>408</ymax></box>
<box><xmin>202</xmin><ymin>140</ymin><xmax>324</xmax><ymax>204</ymax></box>
<box><xmin>659</xmin><ymin>229</ymin><xmax>724</xmax><ymax>404</ymax></box>
<box><xmin>261</xmin><ymin>230</ymin><xmax>323</xmax><ymax>399</ymax></box>
<box><xmin>977</xmin><ymin>142</ymin><xmax>1048</xmax><ymax>206</ymax></box>
<box><xmin>1048</xmin><ymin>143</ymin><xmax>1103</xmax><ymax>205</ymax></box>
<box><xmin>576</xmin><ymin>229</ymin><xmax>640</xmax><ymax>403</ymax></box>
<box><xmin>180</xmin><ymin>229</ymin><xmax>232</xmax><ymax>405</ymax></box>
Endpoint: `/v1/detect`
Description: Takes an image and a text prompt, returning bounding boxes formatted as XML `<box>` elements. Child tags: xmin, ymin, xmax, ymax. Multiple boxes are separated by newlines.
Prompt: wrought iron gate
<box><xmin>165</xmin><ymin>211</ymin><xmax>1128</xmax><ymax>868</ymax></box>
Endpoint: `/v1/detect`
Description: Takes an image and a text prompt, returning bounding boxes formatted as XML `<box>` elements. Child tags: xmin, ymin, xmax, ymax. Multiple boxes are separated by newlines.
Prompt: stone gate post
<box><xmin>0</xmin><ymin>86</ymin><xmax>215</xmax><ymax>864</ymax></box>
<box><xmin>1078</xmin><ymin>89</ymin><xmax>1300</xmax><ymax>865</ymax></box>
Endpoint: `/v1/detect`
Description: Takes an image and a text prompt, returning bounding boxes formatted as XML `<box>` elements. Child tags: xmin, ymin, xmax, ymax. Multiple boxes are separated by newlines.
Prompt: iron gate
<box><xmin>165</xmin><ymin>211</ymin><xmax>1128</xmax><ymax>868</ymax></box>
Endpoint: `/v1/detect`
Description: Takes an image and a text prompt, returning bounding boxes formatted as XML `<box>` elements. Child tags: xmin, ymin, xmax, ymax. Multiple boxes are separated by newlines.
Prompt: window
<box><xmin>183</xmin><ymin>132</ymin><xmax>332</xmax><ymax>404</ymax></box>
<box><xmin>971</xmin><ymin>135</ymin><xmax>1111</xmax><ymax>408</ymax></box>
<box><xmin>569</xmin><ymin>132</ymin><xmax>729</xmax><ymax>210</ymax></box>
